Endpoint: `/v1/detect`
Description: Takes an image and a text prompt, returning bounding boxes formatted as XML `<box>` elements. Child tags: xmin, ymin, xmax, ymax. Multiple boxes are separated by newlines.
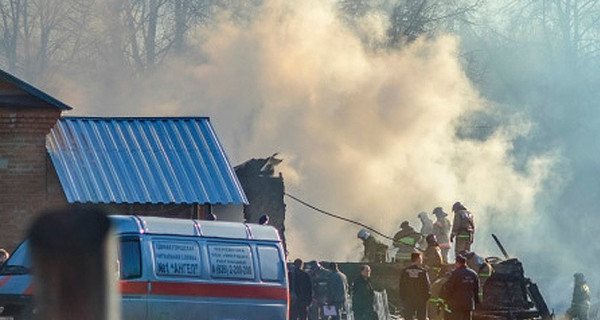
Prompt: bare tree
<box><xmin>388</xmin><ymin>0</ymin><xmax>481</xmax><ymax>46</ymax></box>
<box><xmin>0</xmin><ymin>0</ymin><xmax>86</xmax><ymax>82</ymax></box>
<box><xmin>119</xmin><ymin>0</ymin><xmax>211</xmax><ymax>73</ymax></box>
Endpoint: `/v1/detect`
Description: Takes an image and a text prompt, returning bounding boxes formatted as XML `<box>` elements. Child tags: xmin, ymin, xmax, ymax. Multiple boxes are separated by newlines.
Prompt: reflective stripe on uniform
<box><xmin>429</xmin><ymin>298</ymin><xmax>451</xmax><ymax>313</ymax></box>
<box><xmin>457</xmin><ymin>234</ymin><xmax>471</xmax><ymax>239</ymax></box>
<box><xmin>398</xmin><ymin>237</ymin><xmax>416</xmax><ymax>246</ymax></box>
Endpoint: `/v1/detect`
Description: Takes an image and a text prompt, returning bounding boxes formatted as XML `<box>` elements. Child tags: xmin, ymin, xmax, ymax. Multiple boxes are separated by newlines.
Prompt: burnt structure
<box><xmin>235</xmin><ymin>154</ymin><xmax>287</xmax><ymax>254</ymax></box>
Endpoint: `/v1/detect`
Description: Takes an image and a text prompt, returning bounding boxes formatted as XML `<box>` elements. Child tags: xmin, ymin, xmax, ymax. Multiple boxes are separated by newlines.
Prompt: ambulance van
<box><xmin>0</xmin><ymin>215</ymin><xmax>289</xmax><ymax>320</ymax></box>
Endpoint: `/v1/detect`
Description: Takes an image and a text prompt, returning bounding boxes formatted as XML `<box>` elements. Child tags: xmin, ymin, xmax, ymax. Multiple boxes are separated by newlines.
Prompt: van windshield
<box><xmin>0</xmin><ymin>240</ymin><xmax>30</xmax><ymax>275</ymax></box>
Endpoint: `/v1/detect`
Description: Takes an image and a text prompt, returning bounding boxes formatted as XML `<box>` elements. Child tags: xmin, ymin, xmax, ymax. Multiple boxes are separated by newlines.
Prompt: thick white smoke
<box><xmin>56</xmin><ymin>0</ymin><xmax>559</xmax><ymax>262</ymax></box>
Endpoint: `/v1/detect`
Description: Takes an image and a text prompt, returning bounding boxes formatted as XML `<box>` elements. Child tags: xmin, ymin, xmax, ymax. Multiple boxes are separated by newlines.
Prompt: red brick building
<box><xmin>0</xmin><ymin>71</ymin><xmax>70</xmax><ymax>249</ymax></box>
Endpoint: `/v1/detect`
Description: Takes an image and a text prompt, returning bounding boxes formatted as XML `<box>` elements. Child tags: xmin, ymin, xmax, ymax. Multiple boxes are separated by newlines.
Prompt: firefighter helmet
<box><xmin>452</xmin><ymin>201</ymin><xmax>467</xmax><ymax>212</ymax></box>
<box><xmin>357</xmin><ymin>228</ymin><xmax>370</xmax><ymax>240</ymax></box>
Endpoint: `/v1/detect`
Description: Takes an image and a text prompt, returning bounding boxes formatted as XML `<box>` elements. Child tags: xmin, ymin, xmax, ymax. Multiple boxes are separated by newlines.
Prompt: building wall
<box><xmin>0</xmin><ymin>107</ymin><xmax>64</xmax><ymax>250</ymax></box>
<box><xmin>213</xmin><ymin>204</ymin><xmax>244</xmax><ymax>222</ymax></box>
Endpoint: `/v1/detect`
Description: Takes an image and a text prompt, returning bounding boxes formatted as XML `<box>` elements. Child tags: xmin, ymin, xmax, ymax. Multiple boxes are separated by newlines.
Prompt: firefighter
<box><xmin>417</xmin><ymin>212</ymin><xmax>433</xmax><ymax>249</ymax></box>
<box><xmin>423</xmin><ymin>234</ymin><xmax>443</xmax><ymax>280</ymax></box>
<box><xmin>432</xmin><ymin>207</ymin><xmax>452</xmax><ymax>263</ymax></box>
<box><xmin>450</xmin><ymin>202</ymin><xmax>474</xmax><ymax>258</ymax></box>
<box><xmin>567</xmin><ymin>273</ymin><xmax>591</xmax><ymax>320</ymax></box>
<box><xmin>399</xmin><ymin>253</ymin><xmax>431</xmax><ymax>320</ymax></box>
<box><xmin>393</xmin><ymin>221</ymin><xmax>422</xmax><ymax>263</ymax></box>
<box><xmin>358</xmin><ymin>229</ymin><xmax>388</xmax><ymax>263</ymax></box>
<box><xmin>441</xmin><ymin>255</ymin><xmax>480</xmax><ymax>320</ymax></box>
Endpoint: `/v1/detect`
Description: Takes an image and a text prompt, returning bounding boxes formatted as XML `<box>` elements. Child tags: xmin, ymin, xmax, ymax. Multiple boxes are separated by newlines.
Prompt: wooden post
<box><xmin>28</xmin><ymin>207</ymin><xmax>120</xmax><ymax>320</ymax></box>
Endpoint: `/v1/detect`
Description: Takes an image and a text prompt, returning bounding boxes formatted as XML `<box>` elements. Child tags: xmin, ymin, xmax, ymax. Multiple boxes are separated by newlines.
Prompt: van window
<box><xmin>152</xmin><ymin>240</ymin><xmax>201</xmax><ymax>277</ymax></box>
<box><xmin>208</xmin><ymin>244</ymin><xmax>254</xmax><ymax>280</ymax></box>
<box><xmin>120</xmin><ymin>238</ymin><xmax>142</xmax><ymax>279</ymax></box>
<box><xmin>257</xmin><ymin>245</ymin><xmax>283</xmax><ymax>282</ymax></box>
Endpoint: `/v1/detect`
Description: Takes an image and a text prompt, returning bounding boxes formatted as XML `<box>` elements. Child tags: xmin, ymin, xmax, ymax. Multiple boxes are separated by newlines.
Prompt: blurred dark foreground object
<box><xmin>28</xmin><ymin>207</ymin><xmax>120</xmax><ymax>320</ymax></box>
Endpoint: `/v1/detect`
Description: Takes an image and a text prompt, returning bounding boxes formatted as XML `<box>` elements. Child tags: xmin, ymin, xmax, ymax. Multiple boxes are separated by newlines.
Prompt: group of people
<box><xmin>288</xmin><ymin>258</ymin><xmax>380</xmax><ymax>320</ymax></box>
<box><xmin>358</xmin><ymin>201</ymin><xmax>475</xmax><ymax>271</ymax></box>
<box><xmin>399</xmin><ymin>252</ymin><xmax>480</xmax><ymax>320</ymax></box>
<box><xmin>287</xmin><ymin>252</ymin><xmax>482</xmax><ymax>320</ymax></box>
<box><xmin>393</xmin><ymin>201</ymin><xmax>474</xmax><ymax>265</ymax></box>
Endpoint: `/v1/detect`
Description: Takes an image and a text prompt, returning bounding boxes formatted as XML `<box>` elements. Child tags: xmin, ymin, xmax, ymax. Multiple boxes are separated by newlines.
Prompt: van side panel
<box><xmin>144</xmin><ymin>236</ymin><xmax>288</xmax><ymax>320</ymax></box>
<box><xmin>121</xmin><ymin>280</ymin><xmax>148</xmax><ymax>320</ymax></box>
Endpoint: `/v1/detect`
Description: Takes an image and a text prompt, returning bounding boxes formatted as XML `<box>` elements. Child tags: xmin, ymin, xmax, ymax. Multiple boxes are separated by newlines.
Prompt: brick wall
<box><xmin>0</xmin><ymin>107</ymin><xmax>65</xmax><ymax>250</ymax></box>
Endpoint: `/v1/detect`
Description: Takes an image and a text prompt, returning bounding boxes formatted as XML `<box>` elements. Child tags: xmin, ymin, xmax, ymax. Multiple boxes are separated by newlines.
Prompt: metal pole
<box><xmin>28</xmin><ymin>207</ymin><xmax>120</xmax><ymax>320</ymax></box>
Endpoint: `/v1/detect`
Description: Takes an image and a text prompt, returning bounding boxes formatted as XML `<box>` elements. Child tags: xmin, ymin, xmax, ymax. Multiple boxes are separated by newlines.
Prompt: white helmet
<box><xmin>357</xmin><ymin>228</ymin><xmax>370</xmax><ymax>240</ymax></box>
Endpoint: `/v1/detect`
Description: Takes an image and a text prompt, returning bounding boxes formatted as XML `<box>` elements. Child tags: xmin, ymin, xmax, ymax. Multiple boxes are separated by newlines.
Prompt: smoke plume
<box><xmin>49</xmin><ymin>0</ymin><xmax>572</xmax><ymax>309</ymax></box>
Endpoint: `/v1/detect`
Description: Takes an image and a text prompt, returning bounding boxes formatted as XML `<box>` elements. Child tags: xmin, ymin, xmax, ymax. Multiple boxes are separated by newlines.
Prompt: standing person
<box><xmin>423</xmin><ymin>234</ymin><xmax>443</xmax><ymax>280</ymax></box>
<box><xmin>352</xmin><ymin>265</ymin><xmax>377</xmax><ymax>320</ymax></box>
<box><xmin>417</xmin><ymin>212</ymin><xmax>434</xmax><ymax>249</ymax></box>
<box><xmin>327</xmin><ymin>262</ymin><xmax>349</xmax><ymax>320</ymax></box>
<box><xmin>399</xmin><ymin>253</ymin><xmax>431</xmax><ymax>320</ymax></box>
<box><xmin>450</xmin><ymin>202</ymin><xmax>474</xmax><ymax>258</ymax></box>
<box><xmin>441</xmin><ymin>255</ymin><xmax>479</xmax><ymax>320</ymax></box>
<box><xmin>567</xmin><ymin>273</ymin><xmax>591</xmax><ymax>320</ymax></box>
<box><xmin>432</xmin><ymin>207</ymin><xmax>452</xmax><ymax>263</ymax></box>
<box><xmin>418</xmin><ymin>212</ymin><xmax>433</xmax><ymax>236</ymax></box>
<box><xmin>289</xmin><ymin>259</ymin><xmax>313</xmax><ymax>320</ymax></box>
<box><xmin>393</xmin><ymin>221</ymin><xmax>422</xmax><ymax>263</ymax></box>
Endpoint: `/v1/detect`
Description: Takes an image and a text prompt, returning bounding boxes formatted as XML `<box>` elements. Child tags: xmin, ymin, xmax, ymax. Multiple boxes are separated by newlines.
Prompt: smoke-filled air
<box><xmin>6</xmin><ymin>0</ymin><xmax>600</xmax><ymax>312</ymax></box>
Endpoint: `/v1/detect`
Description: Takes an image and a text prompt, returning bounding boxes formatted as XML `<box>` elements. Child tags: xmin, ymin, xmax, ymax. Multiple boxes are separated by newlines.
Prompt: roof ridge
<box><xmin>0</xmin><ymin>69</ymin><xmax>72</xmax><ymax>110</ymax></box>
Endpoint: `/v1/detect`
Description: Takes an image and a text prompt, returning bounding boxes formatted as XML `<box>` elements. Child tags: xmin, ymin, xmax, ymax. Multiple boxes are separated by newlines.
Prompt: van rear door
<box><xmin>119</xmin><ymin>236</ymin><xmax>147</xmax><ymax>320</ymax></box>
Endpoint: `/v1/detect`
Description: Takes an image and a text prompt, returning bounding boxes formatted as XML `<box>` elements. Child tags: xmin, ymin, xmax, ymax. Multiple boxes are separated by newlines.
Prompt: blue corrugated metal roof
<box><xmin>46</xmin><ymin>117</ymin><xmax>248</xmax><ymax>205</ymax></box>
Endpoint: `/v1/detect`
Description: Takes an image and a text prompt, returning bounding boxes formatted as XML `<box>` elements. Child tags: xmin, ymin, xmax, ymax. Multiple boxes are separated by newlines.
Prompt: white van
<box><xmin>0</xmin><ymin>215</ymin><xmax>289</xmax><ymax>320</ymax></box>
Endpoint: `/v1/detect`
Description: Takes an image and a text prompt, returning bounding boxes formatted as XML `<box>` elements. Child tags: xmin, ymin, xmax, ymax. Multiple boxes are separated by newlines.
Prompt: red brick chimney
<box><xmin>0</xmin><ymin>71</ymin><xmax>71</xmax><ymax>249</ymax></box>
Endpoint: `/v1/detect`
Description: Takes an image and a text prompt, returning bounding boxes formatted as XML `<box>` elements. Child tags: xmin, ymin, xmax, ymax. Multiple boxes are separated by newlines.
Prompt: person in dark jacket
<box><xmin>327</xmin><ymin>262</ymin><xmax>349</xmax><ymax>320</ymax></box>
<box><xmin>567</xmin><ymin>273</ymin><xmax>591</xmax><ymax>320</ymax></box>
<box><xmin>399</xmin><ymin>253</ymin><xmax>431</xmax><ymax>320</ymax></box>
<box><xmin>352</xmin><ymin>265</ymin><xmax>377</xmax><ymax>320</ymax></box>
<box><xmin>289</xmin><ymin>259</ymin><xmax>313</xmax><ymax>320</ymax></box>
<box><xmin>441</xmin><ymin>255</ymin><xmax>479</xmax><ymax>320</ymax></box>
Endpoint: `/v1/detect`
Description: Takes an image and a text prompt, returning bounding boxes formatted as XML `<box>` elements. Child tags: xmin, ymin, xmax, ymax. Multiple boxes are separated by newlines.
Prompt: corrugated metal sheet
<box><xmin>46</xmin><ymin>117</ymin><xmax>248</xmax><ymax>205</ymax></box>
